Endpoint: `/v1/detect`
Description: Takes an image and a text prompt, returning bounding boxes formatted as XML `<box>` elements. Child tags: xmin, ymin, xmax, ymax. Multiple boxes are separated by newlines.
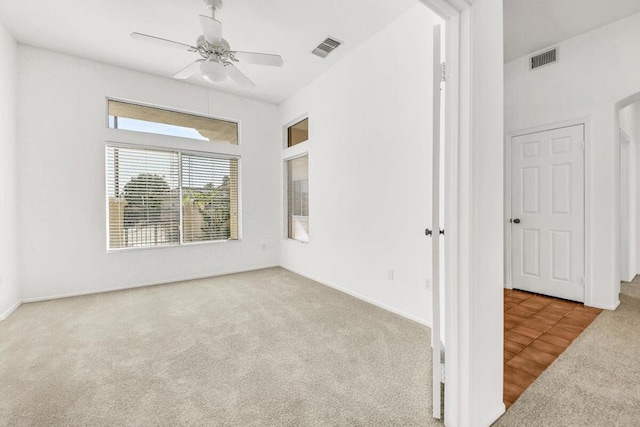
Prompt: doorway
<box><xmin>618</xmin><ymin>101</ymin><xmax>640</xmax><ymax>285</ymax></box>
<box><xmin>508</xmin><ymin>124</ymin><xmax>586</xmax><ymax>302</ymax></box>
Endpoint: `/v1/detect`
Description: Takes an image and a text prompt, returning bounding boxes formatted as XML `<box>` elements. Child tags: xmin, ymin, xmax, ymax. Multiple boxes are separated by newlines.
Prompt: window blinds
<box><xmin>287</xmin><ymin>155</ymin><xmax>309</xmax><ymax>242</ymax></box>
<box><xmin>106</xmin><ymin>145</ymin><xmax>239</xmax><ymax>249</ymax></box>
<box><xmin>182</xmin><ymin>153</ymin><xmax>239</xmax><ymax>243</ymax></box>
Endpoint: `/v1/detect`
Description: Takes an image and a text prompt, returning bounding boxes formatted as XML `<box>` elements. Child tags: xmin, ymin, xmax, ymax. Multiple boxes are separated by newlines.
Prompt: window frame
<box><xmin>106</xmin><ymin>97</ymin><xmax>242</xmax><ymax>146</ymax></box>
<box><xmin>282</xmin><ymin>114</ymin><xmax>310</xmax><ymax>244</ymax></box>
<box><xmin>105</xmin><ymin>97</ymin><xmax>243</xmax><ymax>253</ymax></box>
<box><xmin>283</xmin><ymin>114</ymin><xmax>309</xmax><ymax>149</ymax></box>
<box><xmin>284</xmin><ymin>153</ymin><xmax>309</xmax><ymax>243</ymax></box>
<box><xmin>105</xmin><ymin>142</ymin><xmax>242</xmax><ymax>252</ymax></box>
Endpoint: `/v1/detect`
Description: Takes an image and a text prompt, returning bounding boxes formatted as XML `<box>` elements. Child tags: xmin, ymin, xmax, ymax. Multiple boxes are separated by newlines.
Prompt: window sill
<box><xmin>107</xmin><ymin>238</ymin><xmax>241</xmax><ymax>253</ymax></box>
<box><xmin>283</xmin><ymin>237</ymin><xmax>310</xmax><ymax>244</ymax></box>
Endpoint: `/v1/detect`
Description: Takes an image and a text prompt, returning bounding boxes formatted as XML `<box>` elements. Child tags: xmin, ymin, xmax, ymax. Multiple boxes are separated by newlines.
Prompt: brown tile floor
<box><xmin>503</xmin><ymin>289</ymin><xmax>602</xmax><ymax>408</ymax></box>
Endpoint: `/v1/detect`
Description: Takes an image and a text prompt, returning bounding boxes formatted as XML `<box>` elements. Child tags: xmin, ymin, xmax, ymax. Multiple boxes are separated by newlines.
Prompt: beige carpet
<box><xmin>621</xmin><ymin>275</ymin><xmax>640</xmax><ymax>299</ymax></box>
<box><xmin>494</xmin><ymin>277</ymin><xmax>640</xmax><ymax>426</ymax></box>
<box><xmin>0</xmin><ymin>268</ymin><xmax>438</xmax><ymax>426</ymax></box>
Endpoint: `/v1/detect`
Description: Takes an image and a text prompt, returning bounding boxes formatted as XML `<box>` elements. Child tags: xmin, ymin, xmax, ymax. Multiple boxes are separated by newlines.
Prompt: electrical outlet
<box><xmin>425</xmin><ymin>279</ymin><xmax>431</xmax><ymax>291</ymax></box>
<box><xmin>388</xmin><ymin>269</ymin><xmax>394</xmax><ymax>281</ymax></box>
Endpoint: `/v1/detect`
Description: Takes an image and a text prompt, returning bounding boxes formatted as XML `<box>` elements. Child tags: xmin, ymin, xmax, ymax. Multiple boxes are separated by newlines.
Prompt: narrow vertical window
<box><xmin>287</xmin><ymin>155</ymin><xmax>309</xmax><ymax>242</ymax></box>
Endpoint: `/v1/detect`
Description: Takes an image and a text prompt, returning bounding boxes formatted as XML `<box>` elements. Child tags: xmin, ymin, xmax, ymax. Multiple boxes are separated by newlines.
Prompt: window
<box><xmin>181</xmin><ymin>154</ymin><xmax>239</xmax><ymax>243</ymax></box>
<box><xmin>287</xmin><ymin>155</ymin><xmax>309</xmax><ymax>242</ymax></box>
<box><xmin>107</xmin><ymin>145</ymin><xmax>239</xmax><ymax>250</ymax></box>
<box><xmin>108</xmin><ymin>100</ymin><xmax>238</xmax><ymax>144</ymax></box>
<box><xmin>287</xmin><ymin>118</ymin><xmax>309</xmax><ymax>147</ymax></box>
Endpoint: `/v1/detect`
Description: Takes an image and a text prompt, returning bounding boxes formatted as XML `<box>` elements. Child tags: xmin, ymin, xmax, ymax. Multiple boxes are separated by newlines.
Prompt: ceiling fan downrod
<box><xmin>204</xmin><ymin>0</ymin><xmax>223</xmax><ymax>18</ymax></box>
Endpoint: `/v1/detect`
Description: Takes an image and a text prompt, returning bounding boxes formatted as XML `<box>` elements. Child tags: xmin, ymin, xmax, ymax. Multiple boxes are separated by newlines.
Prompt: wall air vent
<box><xmin>530</xmin><ymin>48</ymin><xmax>558</xmax><ymax>70</ymax></box>
<box><xmin>311</xmin><ymin>37</ymin><xmax>342</xmax><ymax>58</ymax></box>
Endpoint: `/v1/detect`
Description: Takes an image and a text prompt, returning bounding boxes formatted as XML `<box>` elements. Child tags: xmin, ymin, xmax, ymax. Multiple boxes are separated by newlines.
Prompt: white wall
<box><xmin>505</xmin><ymin>12</ymin><xmax>640</xmax><ymax>309</ymax></box>
<box><xmin>17</xmin><ymin>46</ymin><xmax>281</xmax><ymax>301</ymax></box>
<box><xmin>278</xmin><ymin>4</ymin><xmax>442</xmax><ymax>325</ymax></box>
<box><xmin>0</xmin><ymin>22</ymin><xmax>20</xmax><ymax>319</ymax></box>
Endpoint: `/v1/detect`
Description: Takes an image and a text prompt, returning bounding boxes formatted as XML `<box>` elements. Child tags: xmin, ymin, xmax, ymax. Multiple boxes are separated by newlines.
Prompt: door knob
<box><xmin>512</xmin><ymin>218</ymin><xmax>521</xmax><ymax>224</ymax></box>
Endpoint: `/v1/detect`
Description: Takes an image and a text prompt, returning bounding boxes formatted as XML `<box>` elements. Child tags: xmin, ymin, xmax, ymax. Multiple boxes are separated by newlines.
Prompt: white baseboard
<box><xmin>281</xmin><ymin>265</ymin><xmax>431</xmax><ymax>328</ymax></box>
<box><xmin>0</xmin><ymin>300</ymin><xmax>21</xmax><ymax>321</ymax></box>
<box><xmin>12</xmin><ymin>264</ymin><xmax>429</xmax><ymax>330</ymax></box>
<box><xmin>21</xmin><ymin>264</ymin><xmax>280</xmax><ymax>304</ymax></box>
<box><xmin>588</xmin><ymin>300</ymin><xmax>620</xmax><ymax>311</ymax></box>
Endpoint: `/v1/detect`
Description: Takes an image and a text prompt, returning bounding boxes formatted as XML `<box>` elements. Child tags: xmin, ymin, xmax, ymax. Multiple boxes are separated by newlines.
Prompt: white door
<box><xmin>430</xmin><ymin>24</ymin><xmax>444</xmax><ymax>420</ymax></box>
<box><xmin>511</xmin><ymin>124</ymin><xmax>585</xmax><ymax>302</ymax></box>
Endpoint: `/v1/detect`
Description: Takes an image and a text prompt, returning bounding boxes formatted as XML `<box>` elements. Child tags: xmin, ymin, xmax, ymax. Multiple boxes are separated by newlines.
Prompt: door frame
<box><xmin>504</xmin><ymin>117</ymin><xmax>592</xmax><ymax>305</ymax></box>
<box><xmin>619</xmin><ymin>127</ymin><xmax>636</xmax><ymax>283</ymax></box>
<box><xmin>420</xmin><ymin>0</ymin><xmax>506</xmax><ymax>425</ymax></box>
<box><xmin>614</xmin><ymin>92</ymin><xmax>640</xmax><ymax>308</ymax></box>
<box><xmin>417</xmin><ymin>0</ymin><xmax>508</xmax><ymax>425</ymax></box>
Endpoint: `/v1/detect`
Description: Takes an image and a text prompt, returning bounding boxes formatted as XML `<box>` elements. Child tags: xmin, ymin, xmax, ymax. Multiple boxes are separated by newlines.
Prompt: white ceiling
<box><xmin>0</xmin><ymin>0</ymin><xmax>416</xmax><ymax>104</ymax></box>
<box><xmin>504</xmin><ymin>0</ymin><xmax>640</xmax><ymax>63</ymax></box>
<box><xmin>6</xmin><ymin>0</ymin><xmax>636</xmax><ymax>98</ymax></box>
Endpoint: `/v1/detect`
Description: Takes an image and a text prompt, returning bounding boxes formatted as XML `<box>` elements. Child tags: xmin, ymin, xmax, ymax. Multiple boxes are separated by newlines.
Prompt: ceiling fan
<box><xmin>131</xmin><ymin>0</ymin><xmax>283</xmax><ymax>87</ymax></box>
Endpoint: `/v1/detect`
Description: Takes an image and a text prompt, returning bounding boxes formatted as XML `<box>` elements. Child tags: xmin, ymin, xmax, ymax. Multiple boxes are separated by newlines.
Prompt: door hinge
<box><xmin>581</xmin><ymin>277</ymin><xmax>586</xmax><ymax>287</ymax></box>
<box><xmin>581</xmin><ymin>140</ymin><xmax>586</xmax><ymax>151</ymax></box>
<box><xmin>440</xmin><ymin>62</ymin><xmax>446</xmax><ymax>83</ymax></box>
<box><xmin>440</xmin><ymin>363</ymin><xmax>446</xmax><ymax>383</ymax></box>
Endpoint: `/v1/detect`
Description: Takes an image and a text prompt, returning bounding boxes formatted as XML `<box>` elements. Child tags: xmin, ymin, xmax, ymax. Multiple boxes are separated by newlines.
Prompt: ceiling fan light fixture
<box><xmin>201</xmin><ymin>59</ymin><xmax>227</xmax><ymax>83</ymax></box>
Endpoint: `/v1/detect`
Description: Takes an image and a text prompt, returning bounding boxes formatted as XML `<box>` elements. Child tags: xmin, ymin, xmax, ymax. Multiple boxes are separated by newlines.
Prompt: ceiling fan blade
<box><xmin>199</xmin><ymin>15</ymin><xmax>222</xmax><ymax>45</ymax></box>
<box><xmin>232</xmin><ymin>51</ymin><xmax>284</xmax><ymax>67</ymax></box>
<box><xmin>130</xmin><ymin>32</ymin><xmax>196</xmax><ymax>51</ymax></box>
<box><xmin>173</xmin><ymin>60</ymin><xmax>204</xmax><ymax>80</ymax></box>
<box><xmin>225</xmin><ymin>63</ymin><xmax>255</xmax><ymax>87</ymax></box>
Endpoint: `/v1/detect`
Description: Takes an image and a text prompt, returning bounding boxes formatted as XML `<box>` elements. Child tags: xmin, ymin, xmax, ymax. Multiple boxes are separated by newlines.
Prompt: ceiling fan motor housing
<box><xmin>196</xmin><ymin>35</ymin><xmax>231</xmax><ymax>61</ymax></box>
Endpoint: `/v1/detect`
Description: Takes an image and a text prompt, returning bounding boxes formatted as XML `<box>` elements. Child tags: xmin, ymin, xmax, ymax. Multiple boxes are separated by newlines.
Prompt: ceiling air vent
<box><xmin>312</xmin><ymin>37</ymin><xmax>342</xmax><ymax>58</ymax></box>
<box><xmin>530</xmin><ymin>48</ymin><xmax>558</xmax><ymax>70</ymax></box>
